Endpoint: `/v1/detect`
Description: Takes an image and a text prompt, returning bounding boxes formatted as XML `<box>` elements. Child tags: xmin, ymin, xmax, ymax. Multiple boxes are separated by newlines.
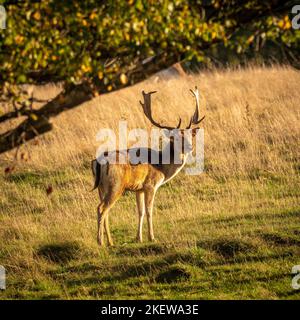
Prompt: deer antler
<box><xmin>186</xmin><ymin>86</ymin><xmax>205</xmax><ymax>129</ymax></box>
<box><xmin>140</xmin><ymin>90</ymin><xmax>181</xmax><ymax>130</ymax></box>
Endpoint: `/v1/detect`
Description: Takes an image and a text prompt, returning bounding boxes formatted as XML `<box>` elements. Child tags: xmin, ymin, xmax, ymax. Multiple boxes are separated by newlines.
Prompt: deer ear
<box><xmin>191</xmin><ymin>128</ymin><xmax>199</xmax><ymax>137</ymax></box>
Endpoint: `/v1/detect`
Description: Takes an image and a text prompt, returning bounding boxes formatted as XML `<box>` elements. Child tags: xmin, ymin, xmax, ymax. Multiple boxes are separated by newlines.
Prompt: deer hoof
<box><xmin>97</xmin><ymin>237</ymin><xmax>104</xmax><ymax>247</ymax></box>
<box><xmin>136</xmin><ymin>236</ymin><xmax>143</xmax><ymax>243</ymax></box>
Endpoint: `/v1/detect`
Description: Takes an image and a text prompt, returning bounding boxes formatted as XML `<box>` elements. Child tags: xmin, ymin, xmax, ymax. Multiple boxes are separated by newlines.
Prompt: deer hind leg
<box><xmin>144</xmin><ymin>188</ymin><xmax>156</xmax><ymax>242</ymax></box>
<box><xmin>136</xmin><ymin>191</ymin><xmax>145</xmax><ymax>243</ymax></box>
<box><xmin>104</xmin><ymin>215</ymin><xmax>113</xmax><ymax>246</ymax></box>
<box><xmin>97</xmin><ymin>202</ymin><xmax>106</xmax><ymax>247</ymax></box>
<box><xmin>97</xmin><ymin>188</ymin><xmax>122</xmax><ymax>247</ymax></box>
<box><xmin>97</xmin><ymin>202</ymin><xmax>114</xmax><ymax>247</ymax></box>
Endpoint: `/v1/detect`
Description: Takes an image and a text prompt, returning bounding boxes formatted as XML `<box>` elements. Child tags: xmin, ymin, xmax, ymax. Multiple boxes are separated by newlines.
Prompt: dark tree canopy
<box><xmin>0</xmin><ymin>0</ymin><xmax>299</xmax><ymax>154</ymax></box>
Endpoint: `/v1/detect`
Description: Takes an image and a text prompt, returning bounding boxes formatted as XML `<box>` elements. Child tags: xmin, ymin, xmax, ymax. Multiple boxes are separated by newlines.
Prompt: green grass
<box><xmin>0</xmin><ymin>164</ymin><xmax>299</xmax><ymax>300</ymax></box>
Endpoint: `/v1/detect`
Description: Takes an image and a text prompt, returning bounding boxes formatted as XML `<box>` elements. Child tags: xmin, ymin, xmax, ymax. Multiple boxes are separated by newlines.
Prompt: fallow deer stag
<box><xmin>92</xmin><ymin>87</ymin><xmax>204</xmax><ymax>246</ymax></box>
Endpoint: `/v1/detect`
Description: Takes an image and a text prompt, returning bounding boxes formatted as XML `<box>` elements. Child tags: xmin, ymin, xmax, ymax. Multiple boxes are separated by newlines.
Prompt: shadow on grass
<box><xmin>64</xmin><ymin>259</ymin><xmax>194</xmax><ymax>287</ymax></box>
<box><xmin>36</xmin><ymin>242</ymin><xmax>81</xmax><ymax>264</ymax></box>
<box><xmin>199</xmin><ymin>209</ymin><xmax>300</xmax><ymax>227</ymax></box>
<box><xmin>107</xmin><ymin>247</ymin><xmax>207</xmax><ymax>281</ymax></box>
<box><xmin>208</xmin><ymin>251</ymin><xmax>295</xmax><ymax>267</ymax></box>
<box><xmin>112</xmin><ymin>243</ymin><xmax>172</xmax><ymax>257</ymax></box>
<box><xmin>233</xmin><ymin>271</ymin><xmax>291</xmax><ymax>285</ymax></box>
<box><xmin>278</xmin><ymin>289</ymin><xmax>300</xmax><ymax>299</ymax></box>
<box><xmin>197</xmin><ymin>238</ymin><xmax>256</xmax><ymax>259</ymax></box>
<box><xmin>48</xmin><ymin>246</ymin><xmax>207</xmax><ymax>290</ymax></box>
<box><xmin>59</xmin><ymin>259</ymin><xmax>167</xmax><ymax>289</ymax></box>
<box><xmin>155</xmin><ymin>264</ymin><xmax>192</xmax><ymax>283</ymax></box>
<box><xmin>260</xmin><ymin>232</ymin><xmax>300</xmax><ymax>246</ymax></box>
<box><xmin>111</xmin><ymin>259</ymin><xmax>167</xmax><ymax>279</ymax></box>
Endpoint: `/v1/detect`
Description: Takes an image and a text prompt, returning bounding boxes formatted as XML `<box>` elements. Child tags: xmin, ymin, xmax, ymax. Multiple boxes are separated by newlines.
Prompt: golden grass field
<box><xmin>0</xmin><ymin>65</ymin><xmax>300</xmax><ymax>299</ymax></box>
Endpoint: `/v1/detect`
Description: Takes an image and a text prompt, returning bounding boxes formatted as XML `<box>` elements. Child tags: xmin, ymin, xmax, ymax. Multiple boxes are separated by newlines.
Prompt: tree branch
<box><xmin>0</xmin><ymin>53</ymin><xmax>179</xmax><ymax>154</ymax></box>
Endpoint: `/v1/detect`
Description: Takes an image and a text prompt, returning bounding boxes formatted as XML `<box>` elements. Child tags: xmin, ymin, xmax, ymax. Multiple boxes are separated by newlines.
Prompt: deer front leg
<box><xmin>144</xmin><ymin>188</ymin><xmax>156</xmax><ymax>242</ymax></box>
<box><xmin>136</xmin><ymin>191</ymin><xmax>145</xmax><ymax>243</ymax></box>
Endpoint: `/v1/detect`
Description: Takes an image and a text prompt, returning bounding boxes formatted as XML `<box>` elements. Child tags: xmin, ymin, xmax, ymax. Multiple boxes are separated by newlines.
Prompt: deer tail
<box><xmin>91</xmin><ymin>159</ymin><xmax>101</xmax><ymax>191</ymax></box>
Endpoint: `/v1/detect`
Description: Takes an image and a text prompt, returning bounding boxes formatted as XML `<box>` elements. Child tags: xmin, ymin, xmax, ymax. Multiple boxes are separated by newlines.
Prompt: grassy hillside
<box><xmin>0</xmin><ymin>66</ymin><xmax>299</xmax><ymax>299</ymax></box>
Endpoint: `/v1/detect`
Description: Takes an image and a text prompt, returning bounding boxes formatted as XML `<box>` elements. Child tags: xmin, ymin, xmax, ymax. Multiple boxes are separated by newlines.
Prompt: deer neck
<box><xmin>159</xmin><ymin>141</ymin><xmax>187</xmax><ymax>184</ymax></box>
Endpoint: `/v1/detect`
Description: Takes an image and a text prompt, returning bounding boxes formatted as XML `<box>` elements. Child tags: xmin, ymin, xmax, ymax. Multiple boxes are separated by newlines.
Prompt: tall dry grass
<box><xmin>2</xmin><ymin>65</ymin><xmax>299</xmax><ymax>178</ymax></box>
